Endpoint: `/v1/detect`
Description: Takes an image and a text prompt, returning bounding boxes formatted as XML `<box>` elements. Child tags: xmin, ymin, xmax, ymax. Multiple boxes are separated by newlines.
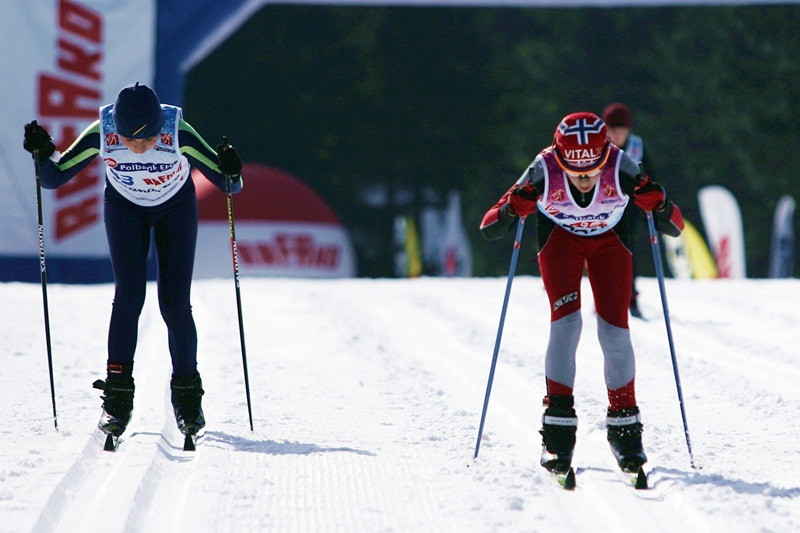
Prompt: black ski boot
<box><xmin>171</xmin><ymin>373</ymin><xmax>206</xmax><ymax>435</ymax></box>
<box><xmin>607</xmin><ymin>406</ymin><xmax>648</xmax><ymax>473</ymax></box>
<box><xmin>539</xmin><ymin>395</ymin><xmax>578</xmax><ymax>474</ymax></box>
<box><xmin>93</xmin><ymin>374</ymin><xmax>135</xmax><ymax>437</ymax></box>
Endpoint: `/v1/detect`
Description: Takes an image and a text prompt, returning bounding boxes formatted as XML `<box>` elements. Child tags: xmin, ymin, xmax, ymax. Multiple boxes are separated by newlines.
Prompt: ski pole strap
<box><xmin>606</xmin><ymin>413</ymin><xmax>642</xmax><ymax>426</ymax></box>
<box><xmin>543</xmin><ymin>415</ymin><xmax>578</xmax><ymax>426</ymax></box>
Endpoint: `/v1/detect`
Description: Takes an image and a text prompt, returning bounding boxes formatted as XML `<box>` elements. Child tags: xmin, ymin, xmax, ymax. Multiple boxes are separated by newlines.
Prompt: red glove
<box><xmin>633</xmin><ymin>176</ymin><xmax>666</xmax><ymax>212</ymax></box>
<box><xmin>507</xmin><ymin>183</ymin><xmax>539</xmax><ymax>217</ymax></box>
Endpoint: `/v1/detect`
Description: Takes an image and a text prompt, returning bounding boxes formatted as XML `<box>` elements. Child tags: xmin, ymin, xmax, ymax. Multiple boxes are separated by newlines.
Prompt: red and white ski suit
<box><xmin>480</xmin><ymin>145</ymin><xmax>683</xmax><ymax>409</ymax></box>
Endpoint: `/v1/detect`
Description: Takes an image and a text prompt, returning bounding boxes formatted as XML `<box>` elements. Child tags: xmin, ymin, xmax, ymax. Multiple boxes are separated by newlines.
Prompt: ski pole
<box><xmin>474</xmin><ymin>214</ymin><xmax>527</xmax><ymax>460</ymax></box>
<box><xmin>639</xmin><ymin>164</ymin><xmax>696</xmax><ymax>468</ymax></box>
<box><xmin>32</xmin><ymin>148</ymin><xmax>58</xmax><ymax>430</ymax></box>
<box><xmin>222</xmin><ymin>137</ymin><xmax>254</xmax><ymax>431</ymax></box>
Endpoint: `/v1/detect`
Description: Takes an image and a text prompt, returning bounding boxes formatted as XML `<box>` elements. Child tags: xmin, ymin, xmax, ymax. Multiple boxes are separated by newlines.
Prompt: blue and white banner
<box><xmin>768</xmin><ymin>195</ymin><xmax>796</xmax><ymax>278</ymax></box>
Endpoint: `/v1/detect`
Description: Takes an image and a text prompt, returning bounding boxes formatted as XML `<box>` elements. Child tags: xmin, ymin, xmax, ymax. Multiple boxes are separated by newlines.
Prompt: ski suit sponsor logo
<box><xmin>115</xmin><ymin>162</ymin><xmax>174</xmax><ymax>173</ymax></box>
<box><xmin>553</xmin><ymin>211</ymin><xmax>612</xmax><ymax>223</ymax></box>
<box><xmin>106</xmin><ymin>133</ymin><xmax>120</xmax><ymax>146</ymax></box>
<box><xmin>562</xmin><ymin>147</ymin><xmax>602</xmax><ymax>160</ymax></box>
<box><xmin>104</xmin><ymin>158</ymin><xmax>117</xmax><ymax>168</ymax></box>
<box><xmin>143</xmin><ymin>162</ymin><xmax>183</xmax><ymax>186</ymax></box>
<box><xmin>569</xmin><ymin>220</ymin><xmax>608</xmax><ymax>232</ymax></box>
<box><xmin>160</xmin><ymin>133</ymin><xmax>173</xmax><ymax>146</ymax></box>
<box><xmin>603</xmin><ymin>183</ymin><xmax>617</xmax><ymax>198</ymax></box>
<box><xmin>554</xmin><ymin>291</ymin><xmax>578</xmax><ymax>311</ymax></box>
<box><xmin>544</xmin><ymin>204</ymin><xmax>562</xmax><ymax>217</ymax></box>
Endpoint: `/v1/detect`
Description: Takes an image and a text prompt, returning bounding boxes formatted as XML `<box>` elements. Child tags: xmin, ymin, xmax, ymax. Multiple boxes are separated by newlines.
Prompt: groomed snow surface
<box><xmin>1</xmin><ymin>277</ymin><xmax>798</xmax><ymax>532</ymax></box>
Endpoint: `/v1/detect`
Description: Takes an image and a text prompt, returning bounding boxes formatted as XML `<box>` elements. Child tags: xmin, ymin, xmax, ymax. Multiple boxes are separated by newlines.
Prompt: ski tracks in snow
<box><xmin>631</xmin><ymin>279</ymin><xmax>800</xmax><ymax>530</ymax></box>
<box><xmin>290</xmin><ymin>278</ymin><xmax>715</xmax><ymax>532</ymax></box>
<box><xmin>29</xmin><ymin>296</ymin><xmax>197</xmax><ymax>532</ymax></box>
<box><xmin>5</xmin><ymin>278</ymin><xmax>800</xmax><ymax>532</ymax></box>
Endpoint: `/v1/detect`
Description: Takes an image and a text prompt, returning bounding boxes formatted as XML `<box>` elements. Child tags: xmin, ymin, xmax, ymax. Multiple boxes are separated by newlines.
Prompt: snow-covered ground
<box><xmin>1</xmin><ymin>276</ymin><xmax>798</xmax><ymax>532</ymax></box>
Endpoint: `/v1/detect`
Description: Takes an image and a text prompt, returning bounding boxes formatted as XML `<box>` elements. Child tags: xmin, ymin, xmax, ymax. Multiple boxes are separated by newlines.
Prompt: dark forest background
<box><xmin>184</xmin><ymin>5</ymin><xmax>800</xmax><ymax>278</ymax></box>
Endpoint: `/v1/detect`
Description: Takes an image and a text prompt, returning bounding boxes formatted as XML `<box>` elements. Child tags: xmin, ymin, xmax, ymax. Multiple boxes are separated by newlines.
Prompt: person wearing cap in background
<box><xmin>479</xmin><ymin>112</ymin><xmax>684</xmax><ymax>477</ymax></box>
<box><xmin>23</xmin><ymin>82</ymin><xmax>244</xmax><ymax>443</ymax></box>
<box><xmin>602</xmin><ymin>102</ymin><xmax>654</xmax><ymax>319</ymax></box>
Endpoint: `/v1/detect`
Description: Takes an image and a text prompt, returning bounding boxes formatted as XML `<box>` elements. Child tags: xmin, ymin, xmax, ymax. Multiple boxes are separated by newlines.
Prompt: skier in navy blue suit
<box><xmin>23</xmin><ymin>83</ymin><xmax>243</xmax><ymax>441</ymax></box>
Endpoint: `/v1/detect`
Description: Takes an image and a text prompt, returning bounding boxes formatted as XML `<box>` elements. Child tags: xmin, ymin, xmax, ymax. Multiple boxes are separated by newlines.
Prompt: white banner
<box><xmin>697</xmin><ymin>185</ymin><xmax>747</xmax><ymax>278</ymax></box>
<box><xmin>0</xmin><ymin>0</ymin><xmax>156</xmax><ymax>264</ymax></box>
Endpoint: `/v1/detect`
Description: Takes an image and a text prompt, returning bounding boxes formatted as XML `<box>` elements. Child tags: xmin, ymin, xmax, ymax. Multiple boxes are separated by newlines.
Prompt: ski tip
<box><xmin>183</xmin><ymin>434</ymin><xmax>196</xmax><ymax>451</ymax></box>
<box><xmin>563</xmin><ymin>467</ymin><xmax>576</xmax><ymax>490</ymax></box>
<box><xmin>103</xmin><ymin>433</ymin><xmax>117</xmax><ymax>452</ymax></box>
<box><xmin>634</xmin><ymin>467</ymin><xmax>648</xmax><ymax>490</ymax></box>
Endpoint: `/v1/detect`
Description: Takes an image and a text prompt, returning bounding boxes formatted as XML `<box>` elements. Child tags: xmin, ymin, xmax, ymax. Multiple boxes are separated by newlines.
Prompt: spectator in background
<box><xmin>602</xmin><ymin>103</ymin><xmax>653</xmax><ymax>319</ymax></box>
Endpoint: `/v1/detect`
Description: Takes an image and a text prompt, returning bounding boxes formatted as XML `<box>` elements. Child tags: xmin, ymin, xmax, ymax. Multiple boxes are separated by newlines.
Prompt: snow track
<box><xmin>2</xmin><ymin>278</ymin><xmax>799</xmax><ymax>532</ymax></box>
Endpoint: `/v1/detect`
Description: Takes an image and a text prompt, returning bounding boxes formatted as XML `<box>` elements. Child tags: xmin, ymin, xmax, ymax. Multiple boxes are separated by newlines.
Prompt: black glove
<box><xmin>216</xmin><ymin>140</ymin><xmax>242</xmax><ymax>180</ymax></box>
<box><xmin>507</xmin><ymin>183</ymin><xmax>539</xmax><ymax>217</ymax></box>
<box><xmin>23</xmin><ymin>120</ymin><xmax>56</xmax><ymax>160</ymax></box>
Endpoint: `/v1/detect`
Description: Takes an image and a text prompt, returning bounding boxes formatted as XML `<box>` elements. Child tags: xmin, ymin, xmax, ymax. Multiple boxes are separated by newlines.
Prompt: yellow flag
<box><xmin>683</xmin><ymin>219</ymin><xmax>718</xmax><ymax>279</ymax></box>
<box><xmin>404</xmin><ymin>216</ymin><xmax>423</xmax><ymax>278</ymax></box>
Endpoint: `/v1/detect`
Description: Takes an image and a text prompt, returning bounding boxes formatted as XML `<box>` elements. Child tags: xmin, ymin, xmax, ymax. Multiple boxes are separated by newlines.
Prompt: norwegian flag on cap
<box><xmin>553</xmin><ymin>112</ymin><xmax>610</xmax><ymax>173</ymax></box>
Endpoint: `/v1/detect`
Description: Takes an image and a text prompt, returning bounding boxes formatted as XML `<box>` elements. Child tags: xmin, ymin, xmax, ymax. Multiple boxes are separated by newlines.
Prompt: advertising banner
<box><xmin>0</xmin><ymin>0</ymin><xmax>156</xmax><ymax>281</ymax></box>
<box><xmin>193</xmin><ymin>164</ymin><xmax>356</xmax><ymax>279</ymax></box>
<box><xmin>697</xmin><ymin>185</ymin><xmax>747</xmax><ymax>278</ymax></box>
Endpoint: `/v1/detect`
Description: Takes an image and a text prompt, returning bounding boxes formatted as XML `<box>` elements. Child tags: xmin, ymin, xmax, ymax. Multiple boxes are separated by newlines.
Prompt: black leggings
<box><xmin>104</xmin><ymin>186</ymin><xmax>198</xmax><ymax>377</ymax></box>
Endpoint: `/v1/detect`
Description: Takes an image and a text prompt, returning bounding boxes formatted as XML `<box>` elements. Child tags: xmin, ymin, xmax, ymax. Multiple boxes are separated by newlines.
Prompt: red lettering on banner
<box><xmin>238</xmin><ymin>245</ymin><xmax>256</xmax><ymax>265</ymax></box>
<box><xmin>238</xmin><ymin>234</ymin><xmax>341</xmax><ymax>270</ymax></box>
<box><xmin>38</xmin><ymin>0</ymin><xmax>105</xmax><ymax>242</ymax></box>
<box><xmin>58</xmin><ymin>38</ymin><xmax>102</xmax><ymax>81</ymax></box>
<box><xmin>38</xmin><ymin>74</ymin><xmax>99</xmax><ymax>118</ymax></box>
<box><xmin>56</xmin><ymin>196</ymin><xmax>100</xmax><ymax>239</ymax></box>
<box><xmin>60</xmin><ymin>0</ymin><xmax>102</xmax><ymax>43</ymax></box>
<box><xmin>257</xmin><ymin>243</ymin><xmax>277</xmax><ymax>264</ymax></box>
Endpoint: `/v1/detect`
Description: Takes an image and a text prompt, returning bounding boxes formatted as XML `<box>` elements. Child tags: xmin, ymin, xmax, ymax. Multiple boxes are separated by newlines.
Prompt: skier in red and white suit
<box><xmin>480</xmin><ymin>112</ymin><xmax>683</xmax><ymax>475</ymax></box>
